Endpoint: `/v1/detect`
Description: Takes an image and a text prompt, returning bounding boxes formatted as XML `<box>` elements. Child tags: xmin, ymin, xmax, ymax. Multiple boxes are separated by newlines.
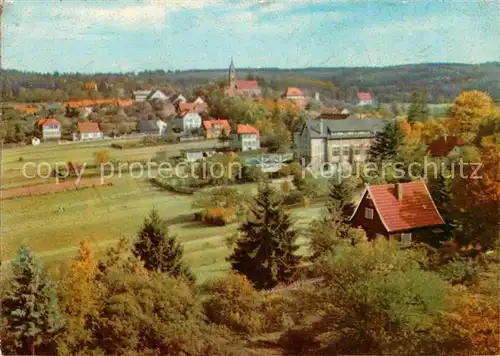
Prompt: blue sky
<box><xmin>3</xmin><ymin>0</ymin><xmax>499</xmax><ymax>73</ymax></box>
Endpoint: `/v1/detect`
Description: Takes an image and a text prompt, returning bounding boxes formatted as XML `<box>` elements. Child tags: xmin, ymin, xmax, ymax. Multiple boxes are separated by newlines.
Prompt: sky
<box><xmin>3</xmin><ymin>0</ymin><xmax>499</xmax><ymax>73</ymax></box>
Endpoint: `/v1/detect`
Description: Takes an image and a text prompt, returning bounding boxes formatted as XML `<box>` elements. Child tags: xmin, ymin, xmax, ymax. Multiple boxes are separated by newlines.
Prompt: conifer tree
<box><xmin>133</xmin><ymin>208</ymin><xmax>194</xmax><ymax>283</ymax></box>
<box><xmin>369</xmin><ymin>120</ymin><xmax>404</xmax><ymax>161</ymax></box>
<box><xmin>407</xmin><ymin>90</ymin><xmax>430</xmax><ymax>123</ymax></box>
<box><xmin>431</xmin><ymin>169</ymin><xmax>453</xmax><ymax>210</ymax></box>
<box><xmin>228</xmin><ymin>183</ymin><xmax>301</xmax><ymax>290</ymax></box>
<box><xmin>4</xmin><ymin>246</ymin><xmax>64</xmax><ymax>355</ymax></box>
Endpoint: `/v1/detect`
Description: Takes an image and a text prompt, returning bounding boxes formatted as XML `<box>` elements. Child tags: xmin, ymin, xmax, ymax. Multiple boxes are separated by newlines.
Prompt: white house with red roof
<box><xmin>74</xmin><ymin>121</ymin><xmax>104</xmax><ymax>141</ymax></box>
<box><xmin>357</xmin><ymin>92</ymin><xmax>374</xmax><ymax>106</ymax></box>
<box><xmin>37</xmin><ymin>118</ymin><xmax>61</xmax><ymax>140</ymax></box>
<box><xmin>231</xmin><ymin>124</ymin><xmax>260</xmax><ymax>151</ymax></box>
<box><xmin>350</xmin><ymin>181</ymin><xmax>445</xmax><ymax>245</ymax></box>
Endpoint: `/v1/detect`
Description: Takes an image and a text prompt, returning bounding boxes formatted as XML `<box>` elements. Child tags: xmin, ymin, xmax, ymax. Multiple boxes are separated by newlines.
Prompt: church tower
<box><xmin>229</xmin><ymin>58</ymin><xmax>236</xmax><ymax>89</ymax></box>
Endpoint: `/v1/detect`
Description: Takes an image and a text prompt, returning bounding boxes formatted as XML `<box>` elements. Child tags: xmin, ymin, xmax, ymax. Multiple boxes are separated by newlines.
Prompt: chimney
<box><xmin>319</xmin><ymin>119</ymin><xmax>324</xmax><ymax>136</ymax></box>
<box><xmin>396</xmin><ymin>183</ymin><xmax>403</xmax><ymax>201</ymax></box>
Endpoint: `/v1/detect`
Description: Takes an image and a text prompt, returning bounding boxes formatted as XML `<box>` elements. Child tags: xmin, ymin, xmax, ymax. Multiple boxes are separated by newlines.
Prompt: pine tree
<box><xmin>228</xmin><ymin>183</ymin><xmax>301</xmax><ymax>290</ymax></box>
<box><xmin>407</xmin><ymin>92</ymin><xmax>421</xmax><ymax>124</ymax></box>
<box><xmin>369</xmin><ymin>120</ymin><xmax>404</xmax><ymax>161</ymax></box>
<box><xmin>419</xmin><ymin>88</ymin><xmax>430</xmax><ymax>121</ymax></box>
<box><xmin>133</xmin><ymin>208</ymin><xmax>194</xmax><ymax>283</ymax></box>
<box><xmin>431</xmin><ymin>169</ymin><xmax>453</xmax><ymax>210</ymax></box>
<box><xmin>4</xmin><ymin>246</ymin><xmax>64</xmax><ymax>355</ymax></box>
<box><xmin>326</xmin><ymin>178</ymin><xmax>356</xmax><ymax>219</ymax></box>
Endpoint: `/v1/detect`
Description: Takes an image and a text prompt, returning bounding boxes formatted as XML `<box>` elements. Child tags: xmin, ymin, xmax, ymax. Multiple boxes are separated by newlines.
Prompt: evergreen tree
<box><xmin>431</xmin><ymin>169</ymin><xmax>453</xmax><ymax>210</ymax></box>
<box><xmin>133</xmin><ymin>208</ymin><xmax>194</xmax><ymax>283</ymax></box>
<box><xmin>3</xmin><ymin>246</ymin><xmax>64</xmax><ymax>355</ymax></box>
<box><xmin>326</xmin><ymin>178</ymin><xmax>357</xmax><ymax>219</ymax></box>
<box><xmin>228</xmin><ymin>183</ymin><xmax>301</xmax><ymax>290</ymax></box>
<box><xmin>369</xmin><ymin>120</ymin><xmax>404</xmax><ymax>161</ymax></box>
<box><xmin>407</xmin><ymin>90</ymin><xmax>430</xmax><ymax>123</ymax></box>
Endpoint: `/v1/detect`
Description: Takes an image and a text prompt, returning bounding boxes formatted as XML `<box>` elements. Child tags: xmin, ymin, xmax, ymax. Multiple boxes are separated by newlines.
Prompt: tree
<box><xmin>228</xmin><ymin>183</ymin><xmax>301</xmax><ymax>289</ymax></box>
<box><xmin>3</xmin><ymin>247</ymin><xmax>64</xmax><ymax>355</ymax></box>
<box><xmin>407</xmin><ymin>90</ymin><xmax>430</xmax><ymax>123</ymax></box>
<box><xmin>133</xmin><ymin>209</ymin><xmax>194</xmax><ymax>283</ymax></box>
<box><xmin>369</xmin><ymin>120</ymin><xmax>404</xmax><ymax>161</ymax></box>
<box><xmin>218</xmin><ymin>128</ymin><xmax>231</xmax><ymax>150</ymax></box>
<box><xmin>447</xmin><ymin>91</ymin><xmax>495</xmax><ymax>136</ymax></box>
<box><xmin>57</xmin><ymin>240</ymin><xmax>101</xmax><ymax>354</ymax></box>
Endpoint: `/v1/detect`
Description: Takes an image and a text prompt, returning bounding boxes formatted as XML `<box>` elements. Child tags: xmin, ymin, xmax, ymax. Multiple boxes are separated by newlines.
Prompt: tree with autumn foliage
<box><xmin>447</xmin><ymin>90</ymin><xmax>495</xmax><ymax>139</ymax></box>
<box><xmin>57</xmin><ymin>240</ymin><xmax>101</xmax><ymax>355</ymax></box>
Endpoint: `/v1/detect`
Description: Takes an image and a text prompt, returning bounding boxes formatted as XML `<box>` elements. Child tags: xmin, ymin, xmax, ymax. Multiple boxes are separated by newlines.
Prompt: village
<box><xmin>1</xmin><ymin>0</ymin><xmax>499</xmax><ymax>353</ymax></box>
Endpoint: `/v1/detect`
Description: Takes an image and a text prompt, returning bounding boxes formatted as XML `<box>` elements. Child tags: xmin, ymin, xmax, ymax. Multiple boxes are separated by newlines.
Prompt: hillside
<box><xmin>1</xmin><ymin>62</ymin><xmax>498</xmax><ymax>103</ymax></box>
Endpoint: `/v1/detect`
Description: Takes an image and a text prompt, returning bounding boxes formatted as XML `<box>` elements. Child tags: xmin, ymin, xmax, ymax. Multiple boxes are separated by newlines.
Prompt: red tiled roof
<box><xmin>357</xmin><ymin>92</ymin><xmax>372</xmax><ymax>101</ymax></box>
<box><xmin>236</xmin><ymin>124</ymin><xmax>259</xmax><ymax>137</ymax></box>
<box><xmin>37</xmin><ymin>118</ymin><xmax>60</xmax><ymax>127</ymax></box>
<box><xmin>78</xmin><ymin>121</ymin><xmax>101</xmax><ymax>134</ymax></box>
<box><xmin>366</xmin><ymin>182</ymin><xmax>444</xmax><ymax>233</ymax></box>
<box><xmin>203</xmin><ymin>119</ymin><xmax>231</xmax><ymax>131</ymax></box>
<box><xmin>235</xmin><ymin>80</ymin><xmax>259</xmax><ymax>90</ymax></box>
<box><xmin>284</xmin><ymin>87</ymin><xmax>304</xmax><ymax>97</ymax></box>
<box><xmin>428</xmin><ymin>136</ymin><xmax>465</xmax><ymax>157</ymax></box>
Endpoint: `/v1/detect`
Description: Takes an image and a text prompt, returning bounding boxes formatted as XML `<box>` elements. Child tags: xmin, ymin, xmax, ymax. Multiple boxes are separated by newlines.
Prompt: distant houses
<box><xmin>73</xmin><ymin>122</ymin><xmax>103</xmax><ymax>141</ymax></box>
<box><xmin>133</xmin><ymin>90</ymin><xmax>152</xmax><ymax>102</ymax></box>
<box><xmin>36</xmin><ymin>118</ymin><xmax>61</xmax><ymax>140</ymax></box>
<box><xmin>350</xmin><ymin>181</ymin><xmax>445</xmax><ymax>244</ymax></box>
<box><xmin>293</xmin><ymin>117</ymin><xmax>386</xmax><ymax>170</ymax></box>
<box><xmin>231</xmin><ymin>124</ymin><xmax>260</xmax><ymax>151</ymax></box>
<box><xmin>172</xmin><ymin>111</ymin><xmax>202</xmax><ymax>133</ymax></box>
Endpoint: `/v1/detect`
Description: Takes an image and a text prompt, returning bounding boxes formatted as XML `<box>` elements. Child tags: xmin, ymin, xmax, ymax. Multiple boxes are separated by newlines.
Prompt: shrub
<box><xmin>281</xmin><ymin>180</ymin><xmax>291</xmax><ymax>195</ymax></box>
<box><xmin>94</xmin><ymin>150</ymin><xmax>110</xmax><ymax>164</ymax></box>
<box><xmin>278</xmin><ymin>165</ymin><xmax>292</xmax><ymax>177</ymax></box>
<box><xmin>283</xmin><ymin>190</ymin><xmax>303</xmax><ymax>206</ymax></box>
<box><xmin>260</xmin><ymin>294</ymin><xmax>295</xmax><ymax>332</ymax></box>
<box><xmin>204</xmin><ymin>274</ymin><xmax>262</xmax><ymax>334</ymax></box>
<box><xmin>203</xmin><ymin>208</ymin><xmax>235</xmax><ymax>226</ymax></box>
<box><xmin>439</xmin><ymin>257</ymin><xmax>481</xmax><ymax>286</ymax></box>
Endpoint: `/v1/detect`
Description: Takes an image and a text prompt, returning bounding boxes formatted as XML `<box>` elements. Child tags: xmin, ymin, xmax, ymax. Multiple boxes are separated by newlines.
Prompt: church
<box><xmin>224</xmin><ymin>59</ymin><xmax>262</xmax><ymax>98</ymax></box>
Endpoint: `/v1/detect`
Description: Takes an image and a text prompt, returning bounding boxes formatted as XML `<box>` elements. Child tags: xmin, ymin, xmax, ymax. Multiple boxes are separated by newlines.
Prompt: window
<box><xmin>364</xmin><ymin>208</ymin><xmax>374</xmax><ymax>219</ymax></box>
<box><xmin>401</xmin><ymin>233</ymin><xmax>412</xmax><ymax>245</ymax></box>
<box><xmin>331</xmin><ymin>147</ymin><xmax>340</xmax><ymax>156</ymax></box>
<box><xmin>342</xmin><ymin>147</ymin><xmax>350</xmax><ymax>156</ymax></box>
<box><xmin>353</xmin><ymin>145</ymin><xmax>361</xmax><ymax>156</ymax></box>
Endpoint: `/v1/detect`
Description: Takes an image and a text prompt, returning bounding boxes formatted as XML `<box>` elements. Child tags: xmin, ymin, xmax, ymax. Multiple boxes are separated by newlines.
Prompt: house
<box><xmin>84</xmin><ymin>82</ymin><xmax>97</xmax><ymax>91</ymax></box>
<box><xmin>282</xmin><ymin>87</ymin><xmax>307</xmax><ymax>108</ymax></box>
<box><xmin>117</xmin><ymin>99</ymin><xmax>135</xmax><ymax>107</ymax></box>
<box><xmin>178</xmin><ymin>101</ymin><xmax>208</xmax><ymax>115</ymax></box>
<box><xmin>203</xmin><ymin>119</ymin><xmax>231</xmax><ymax>139</ymax></box>
<box><xmin>171</xmin><ymin>94</ymin><xmax>187</xmax><ymax>104</ymax></box>
<box><xmin>181</xmin><ymin>148</ymin><xmax>217</xmax><ymax>162</ymax></box>
<box><xmin>74</xmin><ymin>122</ymin><xmax>104</xmax><ymax>141</ymax></box>
<box><xmin>194</xmin><ymin>96</ymin><xmax>205</xmax><ymax>105</ymax></box>
<box><xmin>172</xmin><ymin>112</ymin><xmax>202</xmax><ymax>133</ymax></box>
<box><xmin>133</xmin><ymin>90</ymin><xmax>152</xmax><ymax>102</ymax></box>
<box><xmin>319</xmin><ymin>107</ymin><xmax>350</xmax><ymax>120</ymax></box>
<box><xmin>357</xmin><ymin>92</ymin><xmax>374</xmax><ymax>106</ymax></box>
<box><xmin>225</xmin><ymin>59</ymin><xmax>262</xmax><ymax>98</ymax></box>
<box><xmin>293</xmin><ymin>117</ymin><xmax>387</xmax><ymax>171</ymax></box>
<box><xmin>148</xmin><ymin>89</ymin><xmax>169</xmax><ymax>101</ymax></box>
<box><xmin>231</xmin><ymin>124</ymin><xmax>260</xmax><ymax>151</ymax></box>
<box><xmin>428</xmin><ymin>135</ymin><xmax>466</xmax><ymax>158</ymax></box>
<box><xmin>14</xmin><ymin>105</ymin><xmax>39</xmax><ymax>115</ymax></box>
<box><xmin>36</xmin><ymin>118</ymin><xmax>61</xmax><ymax>140</ymax></box>
<box><xmin>139</xmin><ymin>119</ymin><xmax>167</xmax><ymax>136</ymax></box>
<box><xmin>350</xmin><ymin>182</ymin><xmax>445</xmax><ymax>244</ymax></box>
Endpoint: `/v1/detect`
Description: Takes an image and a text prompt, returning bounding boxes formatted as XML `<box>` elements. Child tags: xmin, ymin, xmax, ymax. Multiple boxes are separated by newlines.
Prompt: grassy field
<box><xmin>2</xmin><ymin>176</ymin><xmax>322</xmax><ymax>282</ymax></box>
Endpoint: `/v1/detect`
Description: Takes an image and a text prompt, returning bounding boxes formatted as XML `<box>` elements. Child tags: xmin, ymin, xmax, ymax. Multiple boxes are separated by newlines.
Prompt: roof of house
<box><xmin>78</xmin><ymin>121</ymin><xmax>101</xmax><ymax>133</ymax></box>
<box><xmin>284</xmin><ymin>87</ymin><xmax>304</xmax><ymax>97</ymax></box>
<box><xmin>203</xmin><ymin>119</ymin><xmax>231</xmax><ymax>131</ymax></box>
<box><xmin>84</xmin><ymin>82</ymin><xmax>97</xmax><ymax>89</ymax></box>
<box><xmin>303</xmin><ymin>116</ymin><xmax>387</xmax><ymax>139</ymax></box>
<box><xmin>428</xmin><ymin>136</ymin><xmax>466</xmax><ymax>157</ymax></box>
<box><xmin>235</xmin><ymin>80</ymin><xmax>260</xmax><ymax>90</ymax></box>
<box><xmin>14</xmin><ymin>105</ymin><xmax>39</xmax><ymax>114</ymax></box>
<box><xmin>355</xmin><ymin>182</ymin><xmax>444</xmax><ymax>233</ymax></box>
<box><xmin>357</xmin><ymin>92</ymin><xmax>373</xmax><ymax>101</ymax></box>
<box><xmin>37</xmin><ymin>118</ymin><xmax>60</xmax><ymax>127</ymax></box>
<box><xmin>236</xmin><ymin>124</ymin><xmax>259</xmax><ymax>137</ymax></box>
<box><xmin>319</xmin><ymin>107</ymin><xmax>350</xmax><ymax>120</ymax></box>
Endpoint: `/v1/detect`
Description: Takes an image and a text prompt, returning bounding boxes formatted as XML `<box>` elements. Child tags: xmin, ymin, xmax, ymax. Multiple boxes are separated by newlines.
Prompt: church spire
<box><xmin>229</xmin><ymin>58</ymin><xmax>236</xmax><ymax>88</ymax></box>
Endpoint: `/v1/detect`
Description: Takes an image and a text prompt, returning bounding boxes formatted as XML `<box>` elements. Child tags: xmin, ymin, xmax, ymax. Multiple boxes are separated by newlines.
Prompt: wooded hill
<box><xmin>1</xmin><ymin>62</ymin><xmax>498</xmax><ymax>103</ymax></box>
